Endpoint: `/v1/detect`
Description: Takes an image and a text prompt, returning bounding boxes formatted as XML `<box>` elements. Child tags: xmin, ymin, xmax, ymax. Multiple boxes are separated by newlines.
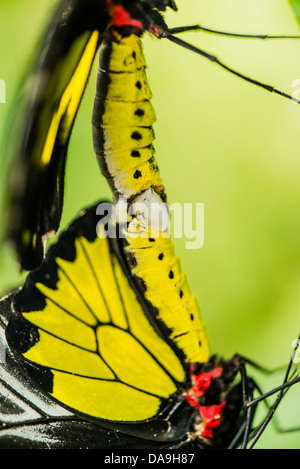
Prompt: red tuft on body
<box><xmin>199</xmin><ymin>401</ymin><xmax>226</xmax><ymax>438</ymax></box>
<box><xmin>107</xmin><ymin>0</ymin><xmax>144</xmax><ymax>30</ymax></box>
<box><xmin>185</xmin><ymin>364</ymin><xmax>225</xmax><ymax>439</ymax></box>
<box><xmin>186</xmin><ymin>365</ymin><xmax>223</xmax><ymax>404</ymax></box>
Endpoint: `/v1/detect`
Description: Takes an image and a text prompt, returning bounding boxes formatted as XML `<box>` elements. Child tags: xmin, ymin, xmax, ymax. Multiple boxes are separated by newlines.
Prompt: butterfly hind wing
<box><xmin>5</xmin><ymin>201</ymin><xmax>191</xmax><ymax>441</ymax></box>
<box><xmin>1</xmin><ymin>293</ymin><xmax>187</xmax><ymax>449</ymax></box>
<box><xmin>5</xmin><ymin>0</ymin><xmax>107</xmax><ymax>271</ymax></box>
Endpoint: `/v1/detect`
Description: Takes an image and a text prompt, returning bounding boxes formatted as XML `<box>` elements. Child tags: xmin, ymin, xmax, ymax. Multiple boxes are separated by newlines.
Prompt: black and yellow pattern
<box><xmin>5</xmin><ymin>19</ymin><xmax>211</xmax><ymax>437</ymax></box>
<box><xmin>3</xmin><ymin>0</ymin><xmax>299</xmax><ymax>450</ymax></box>
<box><xmin>6</xmin><ymin>0</ymin><xmax>173</xmax><ymax>271</ymax></box>
<box><xmin>4</xmin><ymin>0</ymin><xmax>213</xmax><ymax>445</ymax></box>
<box><xmin>93</xmin><ymin>34</ymin><xmax>164</xmax><ymax>199</ymax></box>
<box><xmin>6</xmin><ymin>0</ymin><xmax>110</xmax><ymax>271</ymax></box>
<box><xmin>3</xmin><ymin>203</ymin><xmax>300</xmax><ymax>446</ymax></box>
<box><xmin>123</xmin><ymin>219</ymin><xmax>209</xmax><ymax>364</ymax></box>
<box><xmin>6</xmin><ymin>204</ymin><xmax>189</xmax><ymax>431</ymax></box>
<box><xmin>93</xmin><ymin>32</ymin><xmax>209</xmax><ymax>364</ymax></box>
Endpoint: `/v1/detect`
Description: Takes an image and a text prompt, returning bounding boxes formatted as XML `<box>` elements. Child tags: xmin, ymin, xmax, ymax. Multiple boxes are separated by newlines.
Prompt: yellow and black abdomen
<box><xmin>122</xmin><ymin>219</ymin><xmax>210</xmax><ymax>364</ymax></box>
<box><xmin>92</xmin><ymin>34</ymin><xmax>165</xmax><ymax>200</ymax></box>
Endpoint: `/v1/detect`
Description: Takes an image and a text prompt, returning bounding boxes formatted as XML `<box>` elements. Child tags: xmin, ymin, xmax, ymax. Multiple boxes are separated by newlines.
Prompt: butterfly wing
<box><xmin>5</xmin><ymin>202</ymin><xmax>190</xmax><ymax>438</ymax></box>
<box><xmin>1</xmin><ymin>292</ymin><xmax>192</xmax><ymax>449</ymax></box>
<box><xmin>6</xmin><ymin>0</ymin><xmax>107</xmax><ymax>271</ymax></box>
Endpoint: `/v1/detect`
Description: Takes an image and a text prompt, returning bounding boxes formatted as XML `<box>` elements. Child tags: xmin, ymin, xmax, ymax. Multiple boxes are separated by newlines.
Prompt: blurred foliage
<box><xmin>289</xmin><ymin>0</ymin><xmax>300</xmax><ymax>23</ymax></box>
<box><xmin>0</xmin><ymin>0</ymin><xmax>300</xmax><ymax>448</ymax></box>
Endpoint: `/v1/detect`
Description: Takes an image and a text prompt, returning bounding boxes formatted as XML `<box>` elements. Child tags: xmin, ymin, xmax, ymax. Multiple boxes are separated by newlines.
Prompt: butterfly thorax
<box><xmin>106</xmin><ymin>0</ymin><xmax>177</xmax><ymax>34</ymax></box>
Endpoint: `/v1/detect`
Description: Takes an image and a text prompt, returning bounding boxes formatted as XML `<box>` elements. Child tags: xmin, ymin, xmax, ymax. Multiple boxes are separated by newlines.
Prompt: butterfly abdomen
<box><xmin>92</xmin><ymin>32</ymin><xmax>210</xmax><ymax>365</ymax></box>
<box><xmin>92</xmin><ymin>33</ymin><xmax>165</xmax><ymax>200</ymax></box>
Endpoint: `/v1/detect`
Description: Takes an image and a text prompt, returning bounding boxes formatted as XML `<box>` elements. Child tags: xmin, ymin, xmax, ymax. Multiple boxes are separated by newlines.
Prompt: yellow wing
<box><xmin>6</xmin><ymin>202</ymin><xmax>186</xmax><ymax>422</ymax></box>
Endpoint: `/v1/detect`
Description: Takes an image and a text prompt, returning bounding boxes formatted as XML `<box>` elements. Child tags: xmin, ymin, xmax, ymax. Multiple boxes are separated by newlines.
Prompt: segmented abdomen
<box><xmin>93</xmin><ymin>32</ymin><xmax>210</xmax><ymax>365</ymax></box>
<box><xmin>92</xmin><ymin>33</ymin><xmax>164</xmax><ymax>200</ymax></box>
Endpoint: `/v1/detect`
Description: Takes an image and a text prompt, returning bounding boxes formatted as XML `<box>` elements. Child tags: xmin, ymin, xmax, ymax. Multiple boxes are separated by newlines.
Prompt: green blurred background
<box><xmin>0</xmin><ymin>0</ymin><xmax>300</xmax><ymax>448</ymax></box>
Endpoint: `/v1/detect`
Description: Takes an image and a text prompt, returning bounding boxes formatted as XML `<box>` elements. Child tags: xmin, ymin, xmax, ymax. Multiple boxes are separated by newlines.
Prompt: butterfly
<box><xmin>0</xmin><ymin>0</ymin><xmax>300</xmax><ymax>448</ymax></box>
<box><xmin>2</xmin><ymin>201</ymin><xmax>299</xmax><ymax>449</ymax></box>
<box><xmin>0</xmin><ymin>202</ymin><xmax>228</xmax><ymax>447</ymax></box>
